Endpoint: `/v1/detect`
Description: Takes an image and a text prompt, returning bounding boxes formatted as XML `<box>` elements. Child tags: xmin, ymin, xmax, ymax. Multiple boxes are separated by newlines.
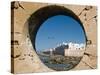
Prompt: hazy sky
<box><xmin>35</xmin><ymin>15</ymin><xmax>86</xmax><ymax>51</ymax></box>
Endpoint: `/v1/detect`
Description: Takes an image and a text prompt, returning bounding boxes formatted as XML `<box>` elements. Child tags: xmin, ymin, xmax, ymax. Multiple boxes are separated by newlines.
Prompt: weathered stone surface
<box><xmin>11</xmin><ymin>1</ymin><xmax>97</xmax><ymax>73</ymax></box>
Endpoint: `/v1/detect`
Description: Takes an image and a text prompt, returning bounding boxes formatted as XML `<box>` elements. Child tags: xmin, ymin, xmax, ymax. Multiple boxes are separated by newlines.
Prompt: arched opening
<box><xmin>28</xmin><ymin>5</ymin><xmax>87</xmax><ymax>71</ymax></box>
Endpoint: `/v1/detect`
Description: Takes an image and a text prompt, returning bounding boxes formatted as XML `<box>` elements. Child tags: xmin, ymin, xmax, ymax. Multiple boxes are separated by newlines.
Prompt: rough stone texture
<box><xmin>11</xmin><ymin>1</ymin><xmax>97</xmax><ymax>74</ymax></box>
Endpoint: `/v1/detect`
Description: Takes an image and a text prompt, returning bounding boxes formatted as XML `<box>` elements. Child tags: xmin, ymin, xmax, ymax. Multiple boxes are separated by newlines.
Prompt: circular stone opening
<box><xmin>28</xmin><ymin>5</ymin><xmax>87</xmax><ymax>71</ymax></box>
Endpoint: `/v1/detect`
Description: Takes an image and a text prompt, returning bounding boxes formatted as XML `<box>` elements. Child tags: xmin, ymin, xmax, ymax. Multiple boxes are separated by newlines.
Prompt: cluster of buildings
<box><xmin>66</xmin><ymin>42</ymin><xmax>85</xmax><ymax>50</ymax></box>
<box><xmin>42</xmin><ymin>42</ymin><xmax>86</xmax><ymax>57</ymax></box>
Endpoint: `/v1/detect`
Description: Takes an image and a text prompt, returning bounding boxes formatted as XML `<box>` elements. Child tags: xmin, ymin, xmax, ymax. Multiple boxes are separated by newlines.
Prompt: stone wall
<box><xmin>11</xmin><ymin>1</ymin><xmax>97</xmax><ymax>73</ymax></box>
<box><xmin>65</xmin><ymin>49</ymin><xmax>85</xmax><ymax>57</ymax></box>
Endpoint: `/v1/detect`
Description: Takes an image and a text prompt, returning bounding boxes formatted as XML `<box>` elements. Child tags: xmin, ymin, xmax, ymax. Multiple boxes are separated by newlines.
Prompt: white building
<box><xmin>68</xmin><ymin>42</ymin><xmax>85</xmax><ymax>50</ymax></box>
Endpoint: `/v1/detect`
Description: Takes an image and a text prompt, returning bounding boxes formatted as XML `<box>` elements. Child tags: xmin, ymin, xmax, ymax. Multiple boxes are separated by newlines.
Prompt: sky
<box><xmin>35</xmin><ymin>15</ymin><xmax>86</xmax><ymax>51</ymax></box>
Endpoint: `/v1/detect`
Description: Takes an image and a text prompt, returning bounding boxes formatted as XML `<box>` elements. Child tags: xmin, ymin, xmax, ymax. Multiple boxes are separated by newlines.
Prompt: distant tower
<box><xmin>50</xmin><ymin>49</ymin><xmax>53</xmax><ymax>56</ymax></box>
